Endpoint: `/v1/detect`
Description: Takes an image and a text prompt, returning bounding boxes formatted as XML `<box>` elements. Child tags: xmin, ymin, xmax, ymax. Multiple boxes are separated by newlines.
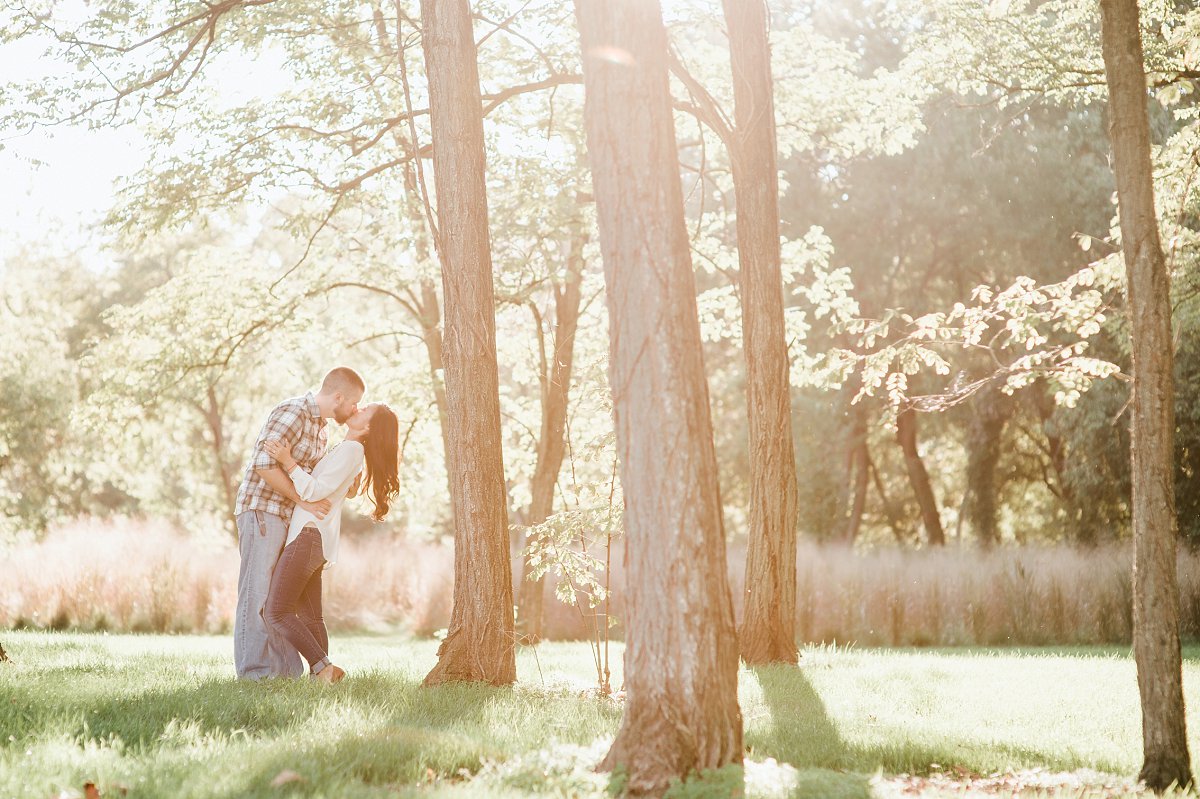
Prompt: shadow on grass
<box><xmin>159</xmin><ymin>717</ymin><xmax>490</xmax><ymax>799</ymax></box>
<box><xmin>748</xmin><ymin>664</ymin><xmax>1113</xmax><ymax>799</ymax></box>
<box><xmin>748</xmin><ymin>665</ymin><xmax>872</xmax><ymax>799</ymax></box>
<box><xmin>3</xmin><ymin>666</ymin><xmax>625</xmax><ymax>798</ymax></box>
<box><xmin>1</xmin><ymin>669</ymin><xmax>497</xmax><ymax>750</ymax></box>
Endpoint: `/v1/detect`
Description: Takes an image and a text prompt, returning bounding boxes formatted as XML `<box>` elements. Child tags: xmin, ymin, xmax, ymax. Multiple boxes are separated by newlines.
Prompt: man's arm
<box><xmin>257</xmin><ymin>467</ymin><xmax>331</xmax><ymax>519</ymax></box>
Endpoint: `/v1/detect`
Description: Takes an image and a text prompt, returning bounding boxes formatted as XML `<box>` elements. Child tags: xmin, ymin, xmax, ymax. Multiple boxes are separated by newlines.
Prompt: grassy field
<box><xmin>3</xmin><ymin>634</ymin><xmax>1200</xmax><ymax>798</ymax></box>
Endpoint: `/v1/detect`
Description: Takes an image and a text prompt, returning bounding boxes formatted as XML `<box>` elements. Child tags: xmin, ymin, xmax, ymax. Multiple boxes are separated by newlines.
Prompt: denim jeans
<box><xmin>233</xmin><ymin>510</ymin><xmax>304</xmax><ymax>680</ymax></box>
<box><xmin>264</xmin><ymin>526</ymin><xmax>332</xmax><ymax>674</ymax></box>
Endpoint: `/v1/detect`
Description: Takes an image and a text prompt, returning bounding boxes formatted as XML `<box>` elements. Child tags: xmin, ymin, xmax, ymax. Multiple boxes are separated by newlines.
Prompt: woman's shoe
<box><xmin>315</xmin><ymin>664</ymin><xmax>346</xmax><ymax>684</ymax></box>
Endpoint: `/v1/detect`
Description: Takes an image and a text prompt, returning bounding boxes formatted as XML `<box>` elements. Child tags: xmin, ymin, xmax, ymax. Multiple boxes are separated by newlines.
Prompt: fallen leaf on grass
<box><xmin>83</xmin><ymin>782</ymin><xmax>100</xmax><ymax>799</ymax></box>
<box><xmin>270</xmin><ymin>770</ymin><xmax>305</xmax><ymax>788</ymax></box>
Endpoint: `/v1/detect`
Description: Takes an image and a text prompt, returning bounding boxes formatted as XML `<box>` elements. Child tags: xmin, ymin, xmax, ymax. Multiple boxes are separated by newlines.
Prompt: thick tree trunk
<box><xmin>420</xmin><ymin>0</ymin><xmax>515</xmax><ymax>687</ymax></box>
<box><xmin>515</xmin><ymin>237</ymin><xmax>586</xmax><ymax>644</ymax></box>
<box><xmin>575</xmin><ymin>0</ymin><xmax>743</xmax><ymax>793</ymax></box>
<box><xmin>722</xmin><ymin>0</ymin><xmax>800</xmax><ymax>666</ymax></box>
<box><xmin>962</xmin><ymin>385</ymin><xmax>1011</xmax><ymax>548</ymax></box>
<box><xmin>1099</xmin><ymin>0</ymin><xmax>1192</xmax><ymax>789</ymax></box>
<box><xmin>896</xmin><ymin>409</ymin><xmax>945</xmax><ymax>546</ymax></box>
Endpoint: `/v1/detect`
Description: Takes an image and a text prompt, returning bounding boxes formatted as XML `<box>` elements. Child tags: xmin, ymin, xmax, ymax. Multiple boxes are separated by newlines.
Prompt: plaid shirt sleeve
<box><xmin>249</xmin><ymin>402</ymin><xmax>306</xmax><ymax>471</ymax></box>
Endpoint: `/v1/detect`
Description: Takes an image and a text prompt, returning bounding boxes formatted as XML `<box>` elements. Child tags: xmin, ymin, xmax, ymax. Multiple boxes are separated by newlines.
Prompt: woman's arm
<box><xmin>265</xmin><ymin>440</ymin><xmax>359</xmax><ymax>501</ymax></box>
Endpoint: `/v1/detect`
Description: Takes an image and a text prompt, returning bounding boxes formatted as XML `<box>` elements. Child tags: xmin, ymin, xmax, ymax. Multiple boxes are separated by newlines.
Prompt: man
<box><xmin>232</xmin><ymin>367</ymin><xmax>365</xmax><ymax>679</ymax></box>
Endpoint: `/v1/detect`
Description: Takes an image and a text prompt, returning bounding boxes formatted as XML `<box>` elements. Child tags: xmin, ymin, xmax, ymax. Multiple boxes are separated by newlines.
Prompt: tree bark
<box><xmin>420</xmin><ymin>0</ymin><xmax>515</xmax><ymax>687</ymax></box>
<box><xmin>722</xmin><ymin>0</ymin><xmax>800</xmax><ymax>666</ymax></box>
<box><xmin>962</xmin><ymin>385</ymin><xmax>1011</xmax><ymax>548</ymax></box>
<box><xmin>1099</xmin><ymin>0</ymin><xmax>1192</xmax><ymax>789</ymax></box>
<box><xmin>869</xmin><ymin>454</ymin><xmax>910</xmax><ymax>543</ymax></box>
<box><xmin>515</xmin><ymin>235</ymin><xmax>586</xmax><ymax>644</ymax></box>
<box><xmin>575</xmin><ymin>0</ymin><xmax>743</xmax><ymax>793</ymax></box>
<box><xmin>896</xmin><ymin>408</ymin><xmax>945</xmax><ymax>546</ymax></box>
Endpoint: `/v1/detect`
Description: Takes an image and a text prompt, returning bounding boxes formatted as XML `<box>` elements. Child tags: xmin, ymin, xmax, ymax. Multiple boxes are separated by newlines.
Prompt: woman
<box><xmin>263</xmin><ymin>402</ymin><xmax>400</xmax><ymax>684</ymax></box>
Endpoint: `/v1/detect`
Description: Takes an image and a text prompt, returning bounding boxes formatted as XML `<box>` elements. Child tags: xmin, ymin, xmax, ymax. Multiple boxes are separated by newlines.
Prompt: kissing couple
<box><xmin>231</xmin><ymin>367</ymin><xmax>401</xmax><ymax>683</ymax></box>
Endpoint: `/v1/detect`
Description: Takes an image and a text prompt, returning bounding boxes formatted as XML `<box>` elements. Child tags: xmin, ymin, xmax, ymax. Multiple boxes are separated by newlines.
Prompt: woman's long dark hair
<box><xmin>362</xmin><ymin>405</ymin><xmax>401</xmax><ymax>521</ymax></box>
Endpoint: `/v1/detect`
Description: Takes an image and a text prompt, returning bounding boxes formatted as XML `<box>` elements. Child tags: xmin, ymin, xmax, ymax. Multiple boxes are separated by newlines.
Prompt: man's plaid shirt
<box><xmin>234</xmin><ymin>392</ymin><xmax>328</xmax><ymax>519</ymax></box>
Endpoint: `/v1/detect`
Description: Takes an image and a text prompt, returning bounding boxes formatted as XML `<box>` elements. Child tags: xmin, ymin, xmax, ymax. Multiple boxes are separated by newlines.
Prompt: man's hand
<box><xmin>264</xmin><ymin>439</ymin><xmax>297</xmax><ymax>470</ymax></box>
<box><xmin>299</xmin><ymin>498</ymin><xmax>332</xmax><ymax>520</ymax></box>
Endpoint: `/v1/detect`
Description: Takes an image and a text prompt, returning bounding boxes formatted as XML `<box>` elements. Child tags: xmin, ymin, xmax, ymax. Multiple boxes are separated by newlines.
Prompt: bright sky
<box><xmin>1</xmin><ymin>125</ymin><xmax>145</xmax><ymax>266</ymax></box>
<box><xmin>0</xmin><ymin>25</ymin><xmax>147</xmax><ymax>269</ymax></box>
<box><xmin>0</xmin><ymin>0</ymin><xmax>710</xmax><ymax>271</ymax></box>
<box><xmin>0</xmin><ymin>2</ymin><xmax>294</xmax><ymax>270</ymax></box>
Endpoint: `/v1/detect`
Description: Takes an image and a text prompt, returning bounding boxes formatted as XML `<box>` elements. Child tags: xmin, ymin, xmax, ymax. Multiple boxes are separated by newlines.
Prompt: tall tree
<box><xmin>515</xmin><ymin>233</ymin><xmax>586</xmax><ymax>644</ymax></box>
<box><xmin>193</xmin><ymin>380</ymin><xmax>238</xmax><ymax>539</ymax></box>
<box><xmin>1098</xmin><ymin>0</ymin><xmax>1191</xmax><ymax>789</ymax></box>
<box><xmin>961</xmin><ymin>385</ymin><xmax>1011</xmax><ymax>547</ymax></box>
<box><xmin>721</xmin><ymin>0</ymin><xmax>800</xmax><ymax>665</ymax></box>
<box><xmin>896</xmin><ymin>408</ymin><xmax>945</xmax><ymax>546</ymax></box>
<box><xmin>575</xmin><ymin>0</ymin><xmax>743</xmax><ymax>792</ymax></box>
<box><xmin>420</xmin><ymin>0</ymin><xmax>516</xmax><ymax>687</ymax></box>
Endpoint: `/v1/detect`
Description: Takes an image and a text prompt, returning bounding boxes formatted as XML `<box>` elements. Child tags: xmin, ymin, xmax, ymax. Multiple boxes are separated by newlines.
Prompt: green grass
<box><xmin>3</xmin><ymin>634</ymin><xmax>1200</xmax><ymax>798</ymax></box>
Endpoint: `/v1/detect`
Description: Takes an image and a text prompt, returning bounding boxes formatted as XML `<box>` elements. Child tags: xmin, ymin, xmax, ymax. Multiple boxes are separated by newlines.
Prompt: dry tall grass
<box><xmin>0</xmin><ymin>519</ymin><xmax>455</xmax><ymax>636</ymax></box>
<box><xmin>8</xmin><ymin>519</ymin><xmax>1200</xmax><ymax>645</ymax></box>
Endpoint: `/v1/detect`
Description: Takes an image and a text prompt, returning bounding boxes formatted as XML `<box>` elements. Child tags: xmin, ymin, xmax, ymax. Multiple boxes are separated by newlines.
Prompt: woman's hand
<box><xmin>299</xmin><ymin>498</ymin><xmax>332</xmax><ymax>519</ymax></box>
<box><xmin>264</xmin><ymin>439</ymin><xmax>297</xmax><ymax>470</ymax></box>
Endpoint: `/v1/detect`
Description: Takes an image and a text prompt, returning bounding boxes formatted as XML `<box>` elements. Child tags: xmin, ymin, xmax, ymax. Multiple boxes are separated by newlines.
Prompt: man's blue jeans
<box><xmin>233</xmin><ymin>510</ymin><xmax>304</xmax><ymax>679</ymax></box>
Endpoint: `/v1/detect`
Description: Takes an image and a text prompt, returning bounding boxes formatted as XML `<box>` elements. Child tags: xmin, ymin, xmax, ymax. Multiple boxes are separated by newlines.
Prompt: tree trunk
<box><xmin>515</xmin><ymin>235</ymin><xmax>586</xmax><ymax>644</ymax></box>
<box><xmin>962</xmin><ymin>385</ymin><xmax>1011</xmax><ymax>548</ymax></box>
<box><xmin>869</xmin><ymin>454</ymin><xmax>910</xmax><ymax>543</ymax></box>
<box><xmin>843</xmin><ymin>405</ymin><xmax>869</xmax><ymax>544</ymax></box>
<box><xmin>896</xmin><ymin>408</ymin><xmax>945</xmax><ymax>546</ymax></box>
<box><xmin>420</xmin><ymin>0</ymin><xmax>515</xmax><ymax>687</ymax></box>
<box><xmin>196</xmin><ymin>382</ymin><xmax>237</xmax><ymax>539</ymax></box>
<box><xmin>575</xmin><ymin>0</ymin><xmax>743</xmax><ymax>792</ymax></box>
<box><xmin>722</xmin><ymin>0</ymin><xmax>800</xmax><ymax>666</ymax></box>
<box><xmin>1099</xmin><ymin>0</ymin><xmax>1192</xmax><ymax>789</ymax></box>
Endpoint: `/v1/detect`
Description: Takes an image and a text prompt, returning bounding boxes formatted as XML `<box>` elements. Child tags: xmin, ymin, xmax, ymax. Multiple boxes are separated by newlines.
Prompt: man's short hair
<box><xmin>321</xmin><ymin>367</ymin><xmax>365</xmax><ymax>396</ymax></box>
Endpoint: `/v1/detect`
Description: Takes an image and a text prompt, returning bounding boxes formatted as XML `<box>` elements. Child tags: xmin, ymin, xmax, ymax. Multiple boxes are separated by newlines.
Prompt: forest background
<box><xmin>2</xmin><ymin>0</ymin><xmax>1200</xmax><ymax>648</ymax></box>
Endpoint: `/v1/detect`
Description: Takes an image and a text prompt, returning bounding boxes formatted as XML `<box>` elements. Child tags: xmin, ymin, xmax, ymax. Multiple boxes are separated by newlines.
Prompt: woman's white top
<box><xmin>286</xmin><ymin>440</ymin><xmax>364</xmax><ymax>566</ymax></box>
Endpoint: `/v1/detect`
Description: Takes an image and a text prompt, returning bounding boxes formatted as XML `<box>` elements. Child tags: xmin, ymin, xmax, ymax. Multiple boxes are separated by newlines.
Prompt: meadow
<box><xmin>4</xmin><ymin>632</ymin><xmax>1200</xmax><ymax>798</ymax></box>
<box><xmin>5</xmin><ymin>519</ymin><xmax>1200</xmax><ymax>646</ymax></box>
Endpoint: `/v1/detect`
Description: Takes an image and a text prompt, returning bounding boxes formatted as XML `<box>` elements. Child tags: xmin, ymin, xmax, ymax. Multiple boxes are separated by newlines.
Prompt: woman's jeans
<box><xmin>264</xmin><ymin>526</ymin><xmax>332</xmax><ymax>674</ymax></box>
